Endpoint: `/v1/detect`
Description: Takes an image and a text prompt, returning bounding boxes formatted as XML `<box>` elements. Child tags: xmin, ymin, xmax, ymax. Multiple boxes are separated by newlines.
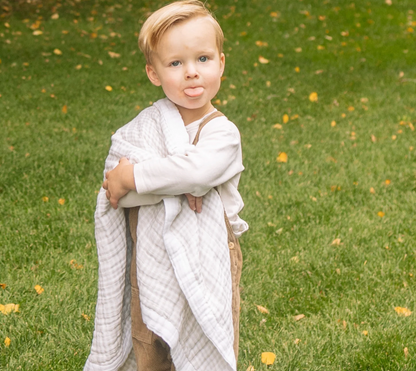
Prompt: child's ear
<box><xmin>219</xmin><ymin>53</ymin><xmax>225</xmax><ymax>77</ymax></box>
<box><xmin>146</xmin><ymin>65</ymin><xmax>161</xmax><ymax>86</ymax></box>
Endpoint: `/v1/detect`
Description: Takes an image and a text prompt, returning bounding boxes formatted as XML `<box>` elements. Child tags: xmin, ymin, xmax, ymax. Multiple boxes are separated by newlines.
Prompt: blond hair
<box><xmin>139</xmin><ymin>0</ymin><xmax>224</xmax><ymax>64</ymax></box>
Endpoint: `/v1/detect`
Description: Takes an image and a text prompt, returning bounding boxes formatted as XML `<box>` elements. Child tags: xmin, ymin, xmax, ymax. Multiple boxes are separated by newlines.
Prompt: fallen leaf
<box><xmin>81</xmin><ymin>313</ymin><xmax>90</xmax><ymax>321</ymax></box>
<box><xmin>108</xmin><ymin>51</ymin><xmax>121</xmax><ymax>58</ymax></box>
<box><xmin>53</xmin><ymin>49</ymin><xmax>62</xmax><ymax>55</ymax></box>
<box><xmin>362</xmin><ymin>330</ymin><xmax>368</xmax><ymax>336</ymax></box>
<box><xmin>255</xmin><ymin>41</ymin><xmax>268</xmax><ymax>47</ymax></box>
<box><xmin>258</xmin><ymin>56</ymin><xmax>269</xmax><ymax>64</ymax></box>
<box><xmin>246</xmin><ymin>366</ymin><xmax>255</xmax><ymax>371</ymax></box>
<box><xmin>62</xmin><ymin>105</ymin><xmax>67</xmax><ymax>114</ymax></box>
<box><xmin>309</xmin><ymin>92</ymin><xmax>318</xmax><ymax>102</ymax></box>
<box><xmin>261</xmin><ymin>352</ymin><xmax>276</xmax><ymax>365</ymax></box>
<box><xmin>283</xmin><ymin>114</ymin><xmax>289</xmax><ymax>124</ymax></box>
<box><xmin>34</xmin><ymin>285</ymin><xmax>44</xmax><ymax>295</ymax></box>
<box><xmin>42</xmin><ymin>196</ymin><xmax>49</xmax><ymax>202</ymax></box>
<box><xmin>4</xmin><ymin>337</ymin><xmax>11</xmax><ymax>347</ymax></box>
<box><xmin>276</xmin><ymin>152</ymin><xmax>288</xmax><ymax>163</ymax></box>
<box><xmin>377</xmin><ymin>211</ymin><xmax>385</xmax><ymax>218</ymax></box>
<box><xmin>295</xmin><ymin>47</ymin><xmax>302</xmax><ymax>53</ymax></box>
<box><xmin>270</xmin><ymin>11</ymin><xmax>280</xmax><ymax>18</ymax></box>
<box><xmin>273</xmin><ymin>123</ymin><xmax>282</xmax><ymax>129</ymax></box>
<box><xmin>404</xmin><ymin>347</ymin><xmax>409</xmax><ymax>359</ymax></box>
<box><xmin>317</xmin><ymin>45</ymin><xmax>325</xmax><ymax>50</ymax></box>
<box><xmin>331</xmin><ymin>238</ymin><xmax>342</xmax><ymax>246</ymax></box>
<box><xmin>256</xmin><ymin>304</ymin><xmax>269</xmax><ymax>314</ymax></box>
<box><xmin>369</xmin><ymin>187</ymin><xmax>375</xmax><ymax>194</ymax></box>
<box><xmin>385</xmin><ymin>179</ymin><xmax>391</xmax><ymax>185</ymax></box>
<box><xmin>395</xmin><ymin>307</ymin><xmax>412</xmax><ymax>317</ymax></box>
<box><xmin>295</xmin><ymin>66</ymin><xmax>300</xmax><ymax>72</ymax></box>
<box><xmin>32</xmin><ymin>30</ymin><xmax>43</xmax><ymax>36</ymax></box>
<box><xmin>58</xmin><ymin>198</ymin><xmax>65</xmax><ymax>205</ymax></box>
<box><xmin>0</xmin><ymin>304</ymin><xmax>20</xmax><ymax>315</ymax></box>
<box><xmin>294</xmin><ymin>338</ymin><xmax>301</xmax><ymax>345</ymax></box>
<box><xmin>105</xmin><ymin>86</ymin><xmax>113</xmax><ymax>91</ymax></box>
<box><xmin>294</xmin><ymin>314</ymin><xmax>305</xmax><ymax>321</ymax></box>
<box><xmin>0</xmin><ymin>283</ymin><xmax>6</xmax><ymax>290</ymax></box>
<box><xmin>51</xmin><ymin>13</ymin><xmax>59</xmax><ymax>20</ymax></box>
<box><xmin>371</xmin><ymin>134</ymin><xmax>376</xmax><ymax>143</ymax></box>
<box><xmin>75</xmin><ymin>64</ymin><xmax>82</xmax><ymax>70</ymax></box>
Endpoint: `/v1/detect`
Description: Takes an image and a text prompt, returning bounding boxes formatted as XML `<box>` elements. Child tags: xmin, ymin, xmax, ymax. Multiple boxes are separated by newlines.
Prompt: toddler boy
<box><xmin>85</xmin><ymin>1</ymin><xmax>248</xmax><ymax>370</ymax></box>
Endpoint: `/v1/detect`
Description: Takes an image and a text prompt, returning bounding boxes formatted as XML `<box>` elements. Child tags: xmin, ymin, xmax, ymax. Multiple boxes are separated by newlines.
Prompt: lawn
<box><xmin>1</xmin><ymin>0</ymin><xmax>415</xmax><ymax>369</ymax></box>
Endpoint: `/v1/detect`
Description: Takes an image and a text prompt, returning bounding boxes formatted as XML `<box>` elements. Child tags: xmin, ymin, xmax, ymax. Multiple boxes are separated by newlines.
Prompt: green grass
<box><xmin>1</xmin><ymin>0</ymin><xmax>415</xmax><ymax>369</ymax></box>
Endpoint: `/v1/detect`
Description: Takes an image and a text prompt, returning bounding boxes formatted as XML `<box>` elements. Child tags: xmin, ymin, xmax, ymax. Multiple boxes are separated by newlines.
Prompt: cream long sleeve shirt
<box><xmin>118</xmin><ymin>107</ymin><xmax>248</xmax><ymax>237</ymax></box>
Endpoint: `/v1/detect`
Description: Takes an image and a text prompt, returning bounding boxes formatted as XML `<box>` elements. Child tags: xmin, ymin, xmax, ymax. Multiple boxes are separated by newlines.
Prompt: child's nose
<box><xmin>185</xmin><ymin>63</ymin><xmax>199</xmax><ymax>79</ymax></box>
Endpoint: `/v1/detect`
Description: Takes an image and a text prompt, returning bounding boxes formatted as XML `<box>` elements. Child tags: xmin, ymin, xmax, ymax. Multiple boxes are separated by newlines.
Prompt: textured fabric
<box><xmin>85</xmin><ymin>98</ymin><xmax>240</xmax><ymax>371</ymax></box>
<box><xmin>128</xmin><ymin>204</ymin><xmax>243</xmax><ymax>368</ymax></box>
<box><xmin>118</xmin><ymin>104</ymin><xmax>248</xmax><ymax>237</ymax></box>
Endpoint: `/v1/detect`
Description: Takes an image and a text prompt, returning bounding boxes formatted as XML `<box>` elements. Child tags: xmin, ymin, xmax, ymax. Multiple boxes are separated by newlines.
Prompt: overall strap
<box><xmin>192</xmin><ymin>111</ymin><xmax>224</xmax><ymax>145</ymax></box>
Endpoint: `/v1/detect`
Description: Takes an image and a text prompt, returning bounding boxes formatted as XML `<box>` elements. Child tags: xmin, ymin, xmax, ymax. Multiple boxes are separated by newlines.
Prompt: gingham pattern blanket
<box><xmin>84</xmin><ymin>98</ymin><xmax>236</xmax><ymax>371</ymax></box>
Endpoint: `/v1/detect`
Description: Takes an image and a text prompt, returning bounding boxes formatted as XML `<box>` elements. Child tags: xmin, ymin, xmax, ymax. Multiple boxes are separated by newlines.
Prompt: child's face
<box><xmin>146</xmin><ymin>16</ymin><xmax>225</xmax><ymax>124</ymax></box>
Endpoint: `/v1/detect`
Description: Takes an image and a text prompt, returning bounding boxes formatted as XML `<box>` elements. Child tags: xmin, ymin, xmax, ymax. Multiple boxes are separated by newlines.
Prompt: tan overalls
<box><xmin>128</xmin><ymin>111</ymin><xmax>243</xmax><ymax>370</ymax></box>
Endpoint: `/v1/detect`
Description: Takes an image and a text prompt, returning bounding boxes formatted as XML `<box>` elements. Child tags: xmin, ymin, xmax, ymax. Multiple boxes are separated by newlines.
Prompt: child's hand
<box><xmin>103</xmin><ymin>157</ymin><xmax>135</xmax><ymax>209</ymax></box>
<box><xmin>185</xmin><ymin>193</ymin><xmax>202</xmax><ymax>213</ymax></box>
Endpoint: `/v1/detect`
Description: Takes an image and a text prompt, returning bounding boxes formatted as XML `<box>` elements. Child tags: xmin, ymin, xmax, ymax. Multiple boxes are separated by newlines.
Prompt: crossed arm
<box><xmin>102</xmin><ymin>157</ymin><xmax>202</xmax><ymax>212</ymax></box>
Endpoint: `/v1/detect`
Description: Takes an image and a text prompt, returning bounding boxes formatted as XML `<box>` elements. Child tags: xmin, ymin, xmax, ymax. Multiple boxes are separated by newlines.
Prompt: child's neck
<box><xmin>176</xmin><ymin>103</ymin><xmax>215</xmax><ymax>126</ymax></box>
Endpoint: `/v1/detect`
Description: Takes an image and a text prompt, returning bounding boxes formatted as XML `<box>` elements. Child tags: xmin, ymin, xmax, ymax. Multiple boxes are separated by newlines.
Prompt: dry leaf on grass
<box><xmin>4</xmin><ymin>337</ymin><xmax>11</xmax><ymax>347</ymax></box>
<box><xmin>34</xmin><ymin>285</ymin><xmax>44</xmax><ymax>295</ymax></box>
<box><xmin>255</xmin><ymin>304</ymin><xmax>269</xmax><ymax>314</ymax></box>
<box><xmin>0</xmin><ymin>304</ymin><xmax>20</xmax><ymax>315</ymax></box>
<box><xmin>261</xmin><ymin>352</ymin><xmax>276</xmax><ymax>365</ymax></box>
<box><xmin>395</xmin><ymin>307</ymin><xmax>412</xmax><ymax>317</ymax></box>
<box><xmin>294</xmin><ymin>314</ymin><xmax>305</xmax><ymax>321</ymax></box>
<box><xmin>276</xmin><ymin>152</ymin><xmax>288</xmax><ymax>163</ymax></box>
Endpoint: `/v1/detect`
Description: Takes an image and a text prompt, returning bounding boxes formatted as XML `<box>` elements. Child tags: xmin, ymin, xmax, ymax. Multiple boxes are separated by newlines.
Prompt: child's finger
<box><xmin>185</xmin><ymin>193</ymin><xmax>196</xmax><ymax>211</ymax></box>
<box><xmin>195</xmin><ymin>197</ymin><xmax>202</xmax><ymax>213</ymax></box>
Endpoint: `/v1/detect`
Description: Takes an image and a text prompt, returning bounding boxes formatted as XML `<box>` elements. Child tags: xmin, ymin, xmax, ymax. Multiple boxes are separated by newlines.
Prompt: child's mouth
<box><xmin>184</xmin><ymin>87</ymin><xmax>204</xmax><ymax>97</ymax></box>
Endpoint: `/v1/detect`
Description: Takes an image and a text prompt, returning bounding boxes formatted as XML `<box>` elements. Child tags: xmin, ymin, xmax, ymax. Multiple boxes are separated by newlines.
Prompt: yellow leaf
<box><xmin>256</xmin><ymin>304</ymin><xmax>269</xmax><ymax>314</ymax></box>
<box><xmin>0</xmin><ymin>283</ymin><xmax>6</xmax><ymax>289</ymax></box>
<box><xmin>371</xmin><ymin>134</ymin><xmax>376</xmax><ymax>143</ymax></box>
<box><xmin>369</xmin><ymin>187</ymin><xmax>375</xmax><ymax>194</ymax></box>
<box><xmin>258</xmin><ymin>56</ymin><xmax>269</xmax><ymax>64</ymax></box>
<box><xmin>317</xmin><ymin>45</ymin><xmax>325</xmax><ymax>50</ymax></box>
<box><xmin>295</xmin><ymin>66</ymin><xmax>300</xmax><ymax>72</ymax></box>
<box><xmin>34</xmin><ymin>285</ymin><xmax>44</xmax><ymax>295</ymax></box>
<box><xmin>42</xmin><ymin>196</ymin><xmax>49</xmax><ymax>202</ymax></box>
<box><xmin>331</xmin><ymin>238</ymin><xmax>341</xmax><ymax>246</ymax></box>
<box><xmin>273</xmin><ymin>123</ymin><xmax>282</xmax><ymax>129</ymax></box>
<box><xmin>270</xmin><ymin>11</ymin><xmax>280</xmax><ymax>18</ymax></box>
<box><xmin>276</xmin><ymin>152</ymin><xmax>288</xmax><ymax>163</ymax></box>
<box><xmin>348</xmin><ymin>106</ymin><xmax>355</xmax><ymax>111</ymax></box>
<box><xmin>294</xmin><ymin>314</ymin><xmax>305</xmax><ymax>321</ymax></box>
<box><xmin>75</xmin><ymin>64</ymin><xmax>82</xmax><ymax>70</ymax></box>
<box><xmin>105</xmin><ymin>86</ymin><xmax>113</xmax><ymax>91</ymax></box>
<box><xmin>294</xmin><ymin>338</ymin><xmax>301</xmax><ymax>345</ymax></box>
<box><xmin>81</xmin><ymin>313</ymin><xmax>90</xmax><ymax>321</ymax></box>
<box><xmin>309</xmin><ymin>92</ymin><xmax>318</xmax><ymax>102</ymax></box>
<box><xmin>4</xmin><ymin>337</ymin><xmax>11</xmax><ymax>347</ymax></box>
<box><xmin>108</xmin><ymin>51</ymin><xmax>121</xmax><ymax>58</ymax></box>
<box><xmin>58</xmin><ymin>198</ymin><xmax>65</xmax><ymax>205</ymax></box>
<box><xmin>295</xmin><ymin>47</ymin><xmax>302</xmax><ymax>53</ymax></box>
<box><xmin>62</xmin><ymin>105</ymin><xmax>67</xmax><ymax>114</ymax></box>
<box><xmin>255</xmin><ymin>41</ymin><xmax>268</xmax><ymax>47</ymax></box>
<box><xmin>395</xmin><ymin>307</ymin><xmax>412</xmax><ymax>317</ymax></box>
<box><xmin>283</xmin><ymin>114</ymin><xmax>289</xmax><ymax>124</ymax></box>
<box><xmin>261</xmin><ymin>352</ymin><xmax>276</xmax><ymax>365</ymax></box>
<box><xmin>331</xmin><ymin>120</ymin><xmax>336</xmax><ymax>127</ymax></box>
<box><xmin>32</xmin><ymin>30</ymin><xmax>43</xmax><ymax>36</ymax></box>
<box><xmin>51</xmin><ymin>13</ymin><xmax>59</xmax><ymax>20</ymax></box>
<box><xmin>404</xmin><ymin>347</ymin><xmax>409</xmax><ymax>359</ymax></box>
<box><xmin>362</xmin><ymin>330</ymin><xmax>368</xmax><ymax>336</ymax></box>
<box><xmin>377</xmin><ymin>211</ymin><xmax>385</xmax><ymax>218</ymax></box>
<box><xmin>0</xmin><ymin>304</ymin><xmax>19</xmax><ymax>315</ymax></box>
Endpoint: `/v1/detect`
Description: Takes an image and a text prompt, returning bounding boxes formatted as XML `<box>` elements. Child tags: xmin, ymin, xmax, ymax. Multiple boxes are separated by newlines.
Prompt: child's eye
<box><xmin>170</xmin><ymin>61</ymin><xmax>181</xmax><ymax>67</ymax></box>
<box><xmin>199</xmin><ymin>56</ymin><xmax>208</xmax><ymax>62</ymax></box>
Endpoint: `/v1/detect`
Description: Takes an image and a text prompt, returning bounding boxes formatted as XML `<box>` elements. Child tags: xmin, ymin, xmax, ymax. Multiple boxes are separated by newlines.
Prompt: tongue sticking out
<box><xmin>184</xmin><ymin>87</ymin><xmax>204</xmax><ymax>97</ymax></box>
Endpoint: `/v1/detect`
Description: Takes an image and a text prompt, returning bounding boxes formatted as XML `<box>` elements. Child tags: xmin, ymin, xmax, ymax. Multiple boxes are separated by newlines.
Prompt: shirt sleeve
<box><xmin>133</xmin><ymin>118</ymin><xmax>244</xmax><ymax>197</ymax></box>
